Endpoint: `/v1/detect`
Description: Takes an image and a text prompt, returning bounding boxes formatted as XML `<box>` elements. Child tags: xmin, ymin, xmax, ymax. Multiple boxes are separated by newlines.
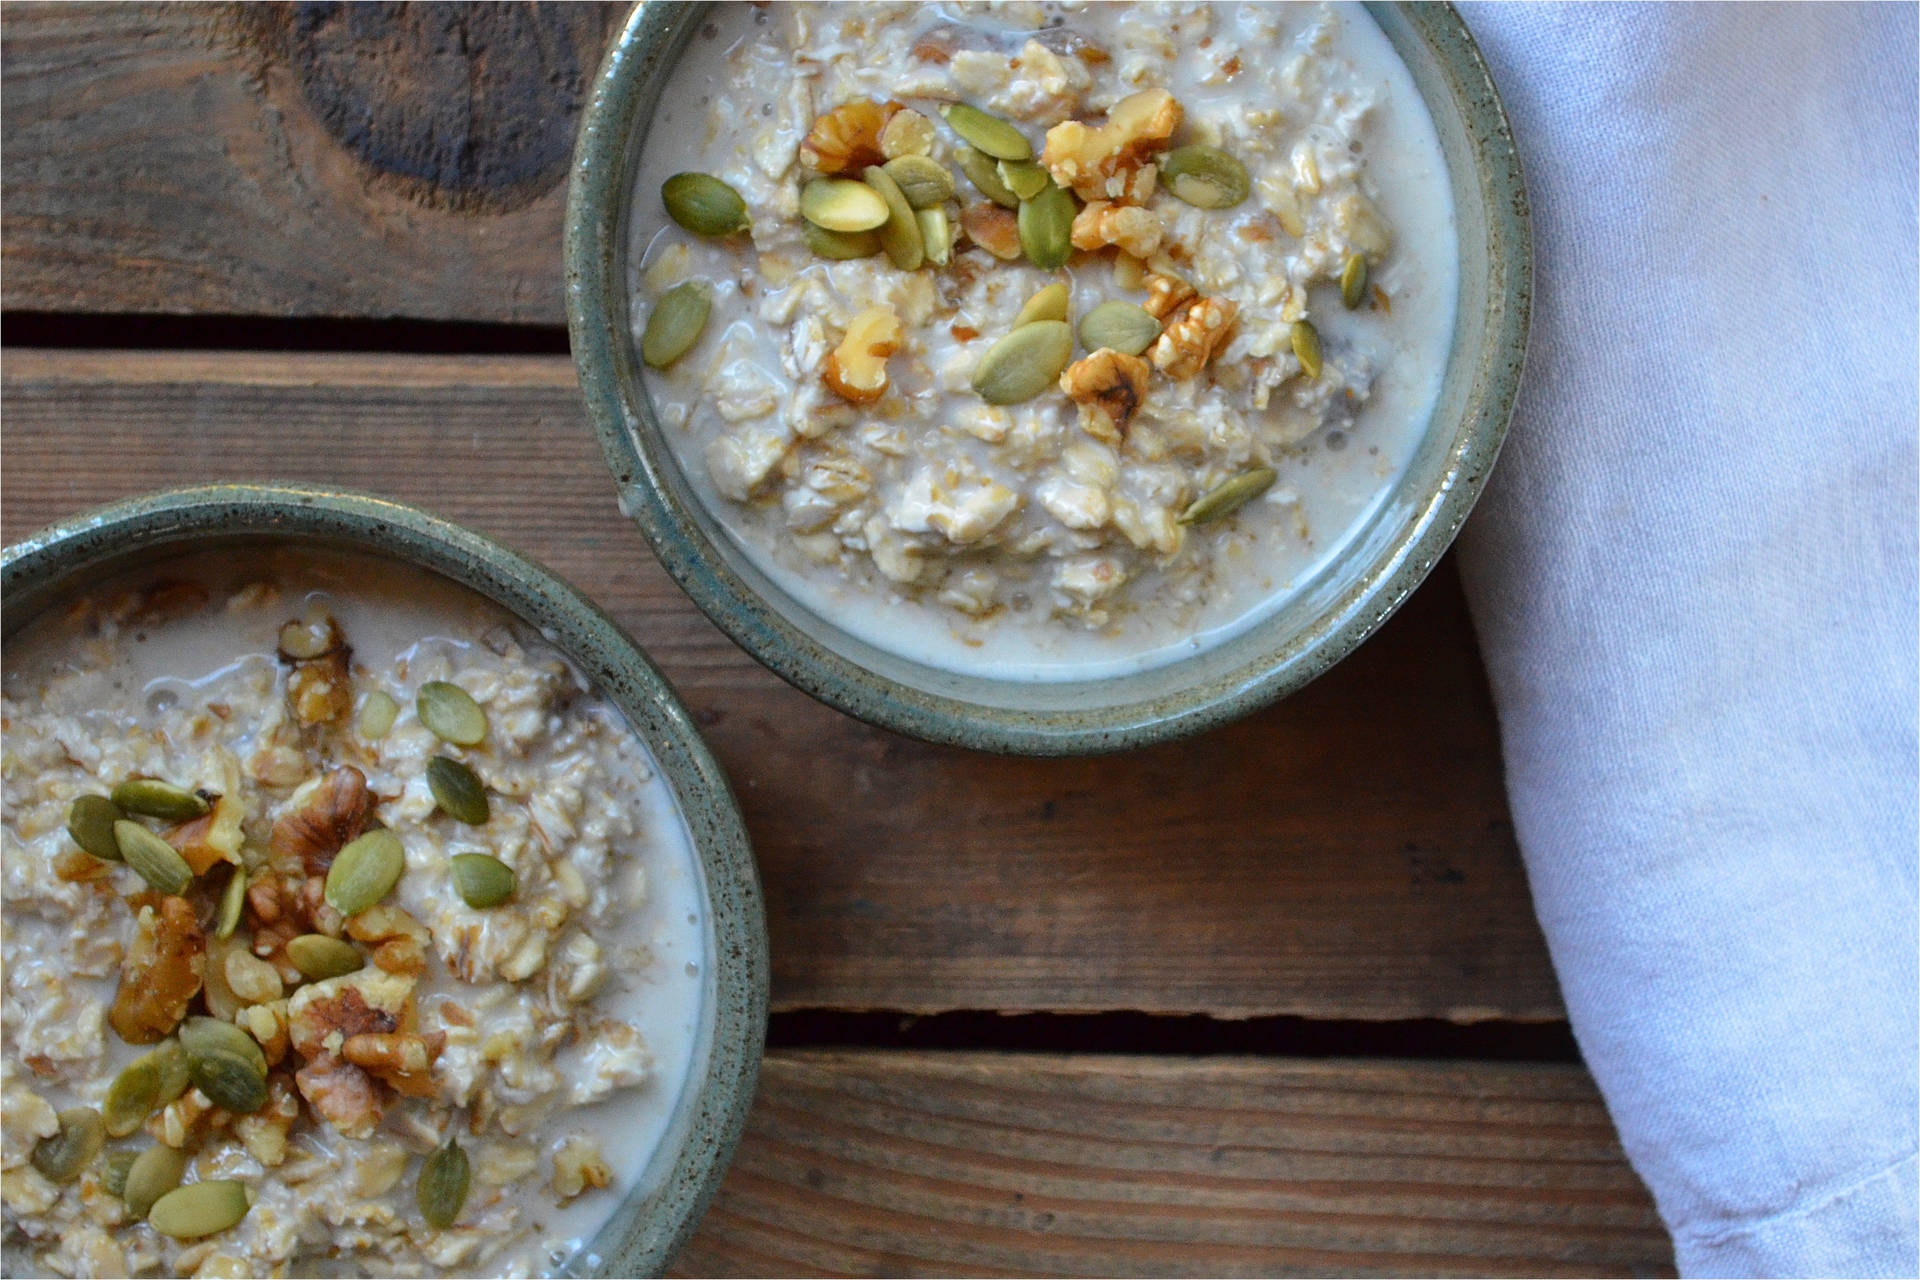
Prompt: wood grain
<box><xmin>1</xmin><ymin>350</ymin><xmax>1561</xmax><ymax>1022</ymax></box>
<box><xmin>2</xmin><ymin>2</ymin><xmax>620</xmax><ymax>322</ymax></box>
<box><xmin>676</xmin><ymin>1051</ymin><xmax>1673</xmax><ymax>1278</ymax></box>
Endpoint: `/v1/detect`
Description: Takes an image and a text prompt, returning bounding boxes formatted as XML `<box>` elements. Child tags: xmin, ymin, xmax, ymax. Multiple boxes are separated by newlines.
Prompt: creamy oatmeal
<box><xmin>630</xmin><ymin>0</ymin><xmax>1458</xmax><ymax>679</ymax></box>
<box><xmin>1</xmin><ymin>552</ymin><xmax>706</xmax><ymax>1277</ymax></box>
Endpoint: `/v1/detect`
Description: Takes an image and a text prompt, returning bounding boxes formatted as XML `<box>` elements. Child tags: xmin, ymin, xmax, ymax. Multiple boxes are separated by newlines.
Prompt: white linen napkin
<box><xmin>1450</xmin><ymin>4</ymin><xmax>1918</xmax><ymax>1275</ymax></box>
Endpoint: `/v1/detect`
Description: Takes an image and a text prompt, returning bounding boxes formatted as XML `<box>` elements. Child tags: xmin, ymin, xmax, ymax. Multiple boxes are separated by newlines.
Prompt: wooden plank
<box><xmin>1</xmin><ymin>350</ymin><xmax>1563</xmax><ymax>1021</ymax></box>
<box><xmin>675</xmin><ymin>1051</ymin><xmax>1673</xmax><ymax>1278</ymax></box>
<box><xmin>2</xmin><ymin>2</ymin><xmax>621</xmax><ymax>323</ymax></box>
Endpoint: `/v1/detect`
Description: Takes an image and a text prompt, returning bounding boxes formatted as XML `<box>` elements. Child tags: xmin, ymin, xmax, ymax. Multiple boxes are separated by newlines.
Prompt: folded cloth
<box><xmin>1451</xmin><ymin>4</ymin><xmax>1919</xmax><ymax>1276</ymax></box>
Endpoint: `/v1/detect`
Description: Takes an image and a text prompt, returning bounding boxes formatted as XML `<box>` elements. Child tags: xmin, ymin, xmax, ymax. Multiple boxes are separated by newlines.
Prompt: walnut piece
<box><xmin>293</xmin><ymin>1056</ymin><xmax>381</xmax><ymax>1140</ymax></box>
<box><xmin>551</xmin><ymin>1136</ymin><xmax>613</xmax><ymax>1202</ymax></box>
<box><xmin>232</xmin><ymin>1074</ymin><xmax>299</xmax><ymax>1166</ymax></box>
<box><xmin>1041</xmin><ymin>89</ymin><xmax>1181</xmax><ymax>203</ymax></box>
<box><xmin>269</xmin><ymin>766</ymin><xmax>373</xmax><ymax>876</ymax></box>
<box><xmin>1061</xmin><ymin>349</ymin><xmax>1153</xmax><ymax>445</ymax></box>
<box><xmin>1143</xmin><ymin>271</ymin><xmax>1197</xmax><ymax>321</ymax></box>
<box><xmin>822</xmin><ymin>306</ymin><xmax>905</xmax><ymax>405</ymax></box>
<box><xmin>1070</xmin><ymin>200</ymin><xmax>1163</xmax><ymax>258</ymax></box>
<box><xmin>341</xmin><ymin>1031</ymin><xmax>445</xmax><ymax>1099</ymax></box>
<box><xmin>960</xmin><ymin>203</ymin><xmax>1022</xmax><ymax>261</ymax></box>
<box><xmin>161</xmin><ymin>792</ymin><xmax>243</xmax><ymax>876</ymax></box>
<box><xmin>799</xmin><ymin>98</ymin><xmax>898</xmax><ymax>174</ymax></box>
<box><xmin>287</xmin><ymin>969</ymin><xmax>437</xmax><ymax>1134</ymax></box>
<box><xmin>1150</xmin><ymin>296</ymin><xmax>1239</xmax><ymax>380</ymax></box>
<box><xmin>109</xmin><ymin>897</ymin><xmax>206</xmax><ymax>1044</ymax></box>
<box><xmin>347</xmin><ymin>903</ymin><xmax>431</xmax><ymax>977</ymax></box>
<box><xmin>281</xmin><ymin>611</ymin><xmax>352</xmax><ymax>726</ymax></box>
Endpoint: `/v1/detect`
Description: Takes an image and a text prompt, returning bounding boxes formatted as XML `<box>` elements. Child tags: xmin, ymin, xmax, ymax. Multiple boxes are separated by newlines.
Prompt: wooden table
<box><xmin>2</xmin><ymin>6</ymin><xmax>1672</xmax><ymax>1275</ymax></box>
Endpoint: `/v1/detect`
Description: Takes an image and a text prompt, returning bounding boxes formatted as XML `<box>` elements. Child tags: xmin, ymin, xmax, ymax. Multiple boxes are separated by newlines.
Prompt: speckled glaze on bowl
<box><xmin>566</xmin><ymin>2</ymin><xmax>1530</xmax><ymax>756</ymax></box>
<box><xmin>0</xmin><ymin>483</ymin><xmax>768</xmax><ymax>1278</ymax></box>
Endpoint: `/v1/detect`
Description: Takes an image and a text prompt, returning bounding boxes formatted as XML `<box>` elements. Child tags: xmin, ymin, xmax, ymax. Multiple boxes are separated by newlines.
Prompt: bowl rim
<box><xmin>565</xmin><ymin>0</ymin><xmax>1530</xmax><ymax>756</ymax></box>
<box><xmin>0</xmin><ymin>481</ymin><xmax>769</xmax><ymax>1277</ymax></box>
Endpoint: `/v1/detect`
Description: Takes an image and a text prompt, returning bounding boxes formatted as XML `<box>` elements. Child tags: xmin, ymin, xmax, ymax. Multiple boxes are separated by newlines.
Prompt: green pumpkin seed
<box><xmin>861</xmin><ymin>166</ymin><xmax>923</xmax><ymax>271</ymax></box>
<box><xmin>640</xmin><ymin>280</ymin><xmax>713</xmax><ymax>371</ymax></box>
<box><xmin>880</xmin><ymin>155</ymin><xmax>953</xmax><ymax>210</ymax></box>
<box><xmin>1078</xmin><ymin>301</ymin><xmax>1163</xmax><ymax>357</ymax></box>
<box><xmin>1340</xmin><ymin>253</ymin><xmax>1369</xmax><ymax>310</ymax></box>
<box><xmin>1291</xmin><ymin>319</ymin><xmax>1323</xmax><ymax>379</ymax></box>
<box><xmin>450</xmin><ymin>854</ymin><xmax>517</xmax><ymax>910</ymax></box>
<box><xmin>123</xmin><ymin>1145</ymin><xmax>188</xmax><ymax>1220</ymax></box>
<box><xmin>1160</xmin><ymin>145</ymin><xmax>1251</xmax><ymax>209</ymax></box>
<box><xmin>111</xmin><ymin>779</ymin><xmax>209</xmax><ymax>822</ymax></box>
<box><xmin>102</xmin><ymin>1149</ymin><xmax>139</xmax><ymax>1198</ymax></box>
<box><xmin>1179</xmin><ymin>467</ymin><xmax>1278</xmax><ymax>525</ymax></box>
<box><xmin>997</xmin><ymin>159</ymin><xmax>1050</xmax><ymax>201</ymax></box>
<box><xmin>1012</xmin><ymin>282</ymin><xmax>1070</xmax><ymax>330</ymax></box>
<box><xmin>325</xmin><ymin>829</ymin><xmax>406</xmax><ymax>917</ymax></box>
<box><xmin>804</xmin><ymin>223</ymin><xmax>881</xmax><ymax>260</ymax></box>
<box><xmin>426</xmin><ymin>757</ymin><xmax>490</xmax><ymax>825</ymax></box>
<box><xmin>417</xmin><ymin>1138</ymin><xmax>471</xmax><ymax>1230</ymax></box>
<box><xmin>67</xmin><ymin>795</ymin><xmax>126</xmax><ymax>860</ymax></box>
<box><xmin>180</xmin><ymin>1017</ymin><xmax>269</xmax><ymax>1114</ymax></box>
<box><xmin>141</xmin><ymin>1040</ymin><xmax>192</xmax><ymax>1108</ymax></box>
<box><xmin>286</xmin><ymin>934</ymin><xmax>365</xmax><ymax>981</ymax></box>
<box><xmin>917</xmin><ymin>207</ymin><xmax>952</xmax><ymax>266</ymax></box>
<box><xmin>940</xmin><ymin>103</ymin><xmax>1030</xmax><ymax>161</ymax></box>
<box><xmin>357</xmin><ymin>690</ymin><xmax>399</xmax><ymax>740</ymax></box>
<box><xmin>416</xmin><ymin>681</ymin><xmax>487</xmax><ymax>746</ymax></box>
<box><xmin>215</xmin><ymin>868</ymin><xmax>247</xmax><ymax>941</ymax></box>
<box><xmin>30</xmin><ymin>1108</ymin><xmax>103</xmax><ymax>1183</ymax></box>
<box><xmin>115</xmin><ymin>821</ymin><xmax>191</xmax><ymax>896</ymax></box>
<box><xmin>1018</xmin><ymin>183</ymin><xmax>1076</xmax><ymax>271</ymax></box>
<box><xmin>104</xmin><ymin>1057</ymin><xmax>161</xmax><ymax>1138</ymax></box>
<box><xmin>148</xmin><ymin>1179</ymin><xmax>249</xmax><ymax>1239</ymax></box>
<box><xmin>799</xmin><ymin>178</ymin><xmax>889</xmax><ymax>232</ymax></box>
<box><xmin>955</xmin><ymin>146</ymin><xmax>1018</xmax><ymax>208</ymax></box>
<box><xmin>970</xmin><ymin>320</ymin><xmax>1074</xmax><ymax>406</ymax></box>
<box><xmin>661</xmin><ymin>171</ymin><xmax>750</xmax><ymax>237</ymax></box>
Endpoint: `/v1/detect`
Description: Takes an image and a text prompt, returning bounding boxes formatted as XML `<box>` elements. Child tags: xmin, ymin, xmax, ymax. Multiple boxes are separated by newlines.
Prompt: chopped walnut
<box><xmin>160</xmin><ymin>792</ymin><xmax>242</xmax><ymax>876</ymax></box>
<box><xmin>346</xmin><ymin>904</ymin><xmax>430</xmax><ymax>977</ymax></box>
<box><xmin>109</xmin><ymin>897</ymin><xmax>206</xmax><ymax>1044</ymax></box>
<box><xmin>341</xmin><ymin>1031</ymin><xmax>445</xmax><ymax>1099</ymax></box>
<box><xmin>147</xmin><ymin>1087</ymin><xmax>230</xmax><ymax>1149</ymax></box>
<box><xmin>878</xmin><ymin>108</ymin><xmax>935</xmax><ymax>159</ymax></box>
<box><xmin>288</xmin><ymin>971</ymin><xmax>411</xmax><ymax>1061</ymax></box>
<box><xmin>1143</xmin><ymin>272</ymin><xmax>1197</xmax><ymax>321</ymax></box>
<box><xmin>1069</xmin><ymin>200</ymin><xmax>1163</xmax><ymax>258</ymax></box>
<box><xmin>960</xmin><ymin>203</ymin><xmax>1022</xmax><ymax>261</ymax></box>
<box><xmin>232</xmin><ymin>1073</ymin><xmax>299</xmax><ymax>1166</ymax></box>
<box><xmin>1061</xmin><ymin>349</ymin><xmax>1153</xmax><ymax>445</ymax></box>
<box><xmin>798</xmin><ymin>98</ymin><xmax>898</xmax><ymax>174</ymax></box>
<box><xmin>1040</xmin><ymin>89</ymin><xmax>1181</xmax><ymax>203</ymax></box>
<box><xmin>287</xmin><ymin>969</ymin><xmax>435</xmax><ymax>1133</ymax></box>
<box><xmin>1151</xmin><ymin>296</ymin><xmax>1239</xmax><ymax>380</ymax></box>
<box><xmin>551</xmin><ymin>1135</ymin><xmax>613</xmax><ymax>1203</ymax></box>
<box><xmin>270</xmin><ymin>766</ymin><xmax>373</xmax><ymax>876</ymax></box>
<box><xmin>53</xmin><ymin>848</ymin><xmax>111</xmax><ymax>883</ymax></box>
<box><xmin>281</xmin><ymin>611</ymin><xmax>352</xmax><ymax>726</ymax></box>
<box><xmin>822</xmin><ymin>306</ymin><xmax>905</xmax><ymax>405</ymax></box>
<box><xmin>239</xmin><ymin>1002</ymin><xmax>290</xmax><ymax>1067</ymax></box>
<box><xmin>293</xmin><ymin>1056</ymin><xmax>381</xmax><ymax>1140</ymax></box>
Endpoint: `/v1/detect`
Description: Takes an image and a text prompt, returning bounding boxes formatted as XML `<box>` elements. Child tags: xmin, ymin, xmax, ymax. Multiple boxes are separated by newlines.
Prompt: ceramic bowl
<box><xmin>0</xmin><ymin>482</ymin><xmax>768</xmax><ymax>1277</ymax></box>
<box><xmin>566</xmin><ymin>2</ymin><xmax>1530</xmax><ymax>755</ymax></box>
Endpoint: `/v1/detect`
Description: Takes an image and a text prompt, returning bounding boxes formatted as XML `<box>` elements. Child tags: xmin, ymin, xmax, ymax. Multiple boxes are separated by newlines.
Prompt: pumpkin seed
<box><xmin>141</xmin><ymin>1040</ymin><xmax>192</xmax><ymax>1107</ymax></box>
<box><xmin>940</xmin><ymin>103</ymin><xmax>1030</xmax><ymax>161</ymax></box>
<box><xmin>416</xmin><ymin>681</ymin><xmax>487</xmax><ymax>746</ymax></box>
<box><xmin>804</xmin><ymin>223</ymin><xmax>881</xmax><ymax>260</ymax></box>
<box><xmin>148</xmin><ymin>1179</ymin><xmax>250</xmax><ymax>1239</ymax></box>
<box><xmin>661</xmin><ymin>171</ymin><xmax>749</xmax><ymax>237</ymax></box>
<box><xmin>104</xmin><ymin>1057</ymin><xmax>161</xmax><ymax>1138</ymax></box>
<box><xmin>970</xmin><ymin>320</ymin><xmax>1074</xmax><ymax>406</ymax></box>
<box><xmin>1179</xmin><ymin>467</ymin><xmax>1277</xmax><ymax>525</ymax></box>
<box><xmin>67</xmin><ymin>795</ymin><xmax>125</xmax><ymax>860</ymax></box>
<box><xmin>123</xmin><ymin>1145</ymin><xmax>188</xmax><ymax>1220</ymax></box>
<box><xmin>450</xmin><ymin>854</ymin><xmax>517</xmax><ymax>910</ymax></box>
<box><xmin>30</xmin><ymin>1108</ymin><xmax>103</xmax><ymax>1183</ymax></box>
<box><xmin>917</xmin><ymin>208</ymin><xmax>952</xmax><ymax>266</ymax></box>
<box><xmin>640</xmin><ymin>280</ymin><xmax>712</xmax><ymax>370</ymax></box>
<box><xmin>357</xmin><ymin>690</ymin><xmax>399</xmax><ymax>740</ymax></box>
<box><xmin>862</xmin><ymin>166</ymin><xmax>923</xmax><ymax>271</ymax></box>
<box><xmin>799</xmin><ymin>178</ymin><xmax>889</xmax><ymax>232</ymax></box>
<box><xmin>115</xmin><ymin>821</ymin><xmax>191</xmax><ymax>896</ymax></box>
<box><xmin>180</xmin><ymin>1017</ymin><xmax>269</xmax><ymax>1114</ymax></box>
<box><xmin>1078</xmin><ymin>300</ymin><xmax>1163</xmax><ymax>357</ymax></box>
<box><xmin>1290</xmin><ymin>319</ymin><xmax>1323</xmax><ymax>379</ymax></box>
<box><xmin>1012</xmin><ymin>282</ymin><xmax>1071</xmax><ymax>330</ymax></box>
<box><xmin>426</xmin><ymin>757</ymin><xmax>489</xmax><ymax>825</ymax></box>
<box><xmin>1018</xmin><ymin>183</ymin><xmax>1076</xmax><ymax>271</ymax></box>
<box><xmin>324</xmin><ymin>829</ymin><xmax>406</xmax><ymax>917</ymax></box>
<box><xmin>417</xmin><ymin>1138</ymin><xmax>471</xmax><ymax>1230</ymax></box>
<box><xmin>103</xmin><ymin>1149</ymin><xmax>139</xmax><ymax>1199</ymax></box>
<box><xmin>997</xmin><ymin>159</ymin><xmax>1050</xmax><ymax>201</ymax></box>
<box><xmin>1340</xmin><ymin>253</ymin><xmax>1369</xmax><ymax>310</ymax></box>
<box><xmin>880</xmin><ymin>155</ymin><xmax>953</xmax><ymax>210</ymax></box>
<box><xmin>1160</xmin><ymin>145</ymin><xmax>1251</xmax><ymax>209</ymax></box>
<box><xmin>955</xmin><ymin>146</ymin><xmax>1019</xmax><ymax>208</ymax></box>
<box><xmin>215</xmin><ymin>868</ymin><xmax>247</xmax><ymax>941</ymax></box>
<box><xmin>287</xmin><ymin>934</ymin><xmax>365</xmax><ymax>980</ymax></box>
<box><xmin>111</xmin><ymin>779</ymin><xmax>209</xmax><ymax>822</ymax></box>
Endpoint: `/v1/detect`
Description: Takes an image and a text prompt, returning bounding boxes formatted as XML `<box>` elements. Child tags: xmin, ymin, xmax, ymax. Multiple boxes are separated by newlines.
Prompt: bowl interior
<box><xmin>568</xmin><ymin>2</ymin><xmax>1528</xmax><ymax>753</ymax></box>
<box><xmin>1</xmin><ymin>485</ymin><xmax>768</xmax><ymax>1277</ymax></box>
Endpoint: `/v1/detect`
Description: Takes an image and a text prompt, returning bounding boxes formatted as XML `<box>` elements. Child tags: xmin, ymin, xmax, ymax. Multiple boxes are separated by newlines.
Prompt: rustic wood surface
<box><xmin>673</xmin><ymin>1052</ymin><xmax>1673</xmax><ymax>1278</ymax></box>
<box><xmin>2</xmin><ymin>349</ymin><xmax>1563</xmax><ymax>1023</ymax></box>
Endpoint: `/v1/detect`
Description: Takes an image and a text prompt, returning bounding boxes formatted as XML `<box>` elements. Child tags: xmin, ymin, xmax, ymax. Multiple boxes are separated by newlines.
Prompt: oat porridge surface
<box><xmin>629</xmin><ymin>0</ymin><xmax>1459</xmax><ymax>680</ymax></box>
<box><xmin>1</xmin><ymin>551</ymin><xmax>706</xmax><ymax>1278</ymax></box>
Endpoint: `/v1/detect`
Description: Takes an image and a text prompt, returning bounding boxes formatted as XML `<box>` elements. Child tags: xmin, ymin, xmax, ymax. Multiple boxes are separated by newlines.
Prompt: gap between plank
<box><xmin>2</xmin><ymin>311</ymin><xmax>570</xmax><ymax>356</ymax></box>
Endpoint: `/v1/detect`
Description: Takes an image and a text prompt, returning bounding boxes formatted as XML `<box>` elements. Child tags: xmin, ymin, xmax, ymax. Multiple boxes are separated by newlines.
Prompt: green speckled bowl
<box><xmin>566</xmin><ymin>2</ymin><xmax>1530</xmax><ymax>755</ymax></box>
<box><xmin>0</xmin><ymin>483</ymin><xmax>767</xmax><ymax>1278</ymax></box>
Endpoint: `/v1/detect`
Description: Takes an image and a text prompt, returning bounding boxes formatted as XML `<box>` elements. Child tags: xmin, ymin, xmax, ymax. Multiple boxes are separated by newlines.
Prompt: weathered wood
<box><xmin>676</xmin><ymin>1051</ymin><xmax>1673</xmax><ymax>1278</ymax></box>
<box><xmin>2</xmin><ymin>2</ymin><xmax>621</xmax><ymax>322</ymax></box>
<box><xmin>1</xmin><ymin>350</ymin><xmax>1563</xmax><ymax>1022</ymax></box>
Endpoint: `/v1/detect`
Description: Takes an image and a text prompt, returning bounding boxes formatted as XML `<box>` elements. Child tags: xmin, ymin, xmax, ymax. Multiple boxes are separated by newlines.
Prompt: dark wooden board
<box><xmin>676</xmin><ymin>1051</ymin><xmax>1672</xmax><ymax>1278</ymax></box>
<box><xmin>1</xmin><ymin>350</ymin><xmax>1562</xmax><ymax>1022</ymax></box>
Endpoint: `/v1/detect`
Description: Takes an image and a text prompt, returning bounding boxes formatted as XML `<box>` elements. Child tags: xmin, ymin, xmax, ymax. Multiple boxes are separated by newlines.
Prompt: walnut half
<box><xmin>109</xmin><ymin>896</ymin><xmax>206</xmax><ymax>1044</ymax></box>
<box><xmin>1061</xmin><ymin>349</ymin><xmax>1153</xmax><ymax>445</ymax></box>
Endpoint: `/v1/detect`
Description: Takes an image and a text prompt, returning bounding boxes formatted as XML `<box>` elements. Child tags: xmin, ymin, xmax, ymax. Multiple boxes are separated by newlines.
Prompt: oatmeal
<box><xmin>630</xmin><ymin>1</ymin><xmax>1458</xmax><ymax>679</ymax></box>
<box><xmin>1</xmin><ymin>552</ymin><xmax>706</xmax><ymax>1277</ymax></box>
